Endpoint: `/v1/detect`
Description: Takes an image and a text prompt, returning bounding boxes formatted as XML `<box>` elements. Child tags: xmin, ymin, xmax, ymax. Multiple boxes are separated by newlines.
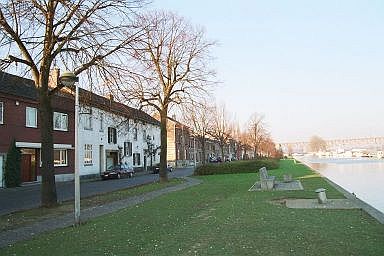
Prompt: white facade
<box><xmin>77</xmin><ymin>105</ymin><xmax>160</xmax><ymax>177</ymax></box>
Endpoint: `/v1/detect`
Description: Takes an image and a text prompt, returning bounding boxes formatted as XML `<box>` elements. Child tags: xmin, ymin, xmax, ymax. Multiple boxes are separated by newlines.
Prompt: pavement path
<box><xmin>0</xmin><ymin>176</ymin><xmax>202</xmax><ymax>248</ymax></box>
<box><xmin>0</xmin><ymin>167</ymin><xmax>194</xmax><ymax>215</ymax></box>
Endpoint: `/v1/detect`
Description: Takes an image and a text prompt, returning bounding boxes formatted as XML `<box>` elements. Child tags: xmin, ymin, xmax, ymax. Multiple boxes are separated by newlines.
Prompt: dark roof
<box><xmin>79</xmin><ymin>89</ymin><xmax>160</xmax><ymax>126</ymax></box>
<box><xmin>0</xmin><ymin>71</ymin><xmax>159</xmax><ymax>126</ymax></box>
<box><xmin>0</xmin><ymin>71</ymin><xmax>37</xmax><ymax>100</ymax></box>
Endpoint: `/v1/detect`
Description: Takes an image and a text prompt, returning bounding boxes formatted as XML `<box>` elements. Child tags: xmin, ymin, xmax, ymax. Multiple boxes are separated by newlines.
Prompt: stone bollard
<box><xmin>315</xmin><ymin>188</ymin><xmax>327</xmax><ymax>204</ymax></box>
<box><xmin>283</xmin><ymin>174</ymin><xmax>292</xmax><ymax>183</ymax></box>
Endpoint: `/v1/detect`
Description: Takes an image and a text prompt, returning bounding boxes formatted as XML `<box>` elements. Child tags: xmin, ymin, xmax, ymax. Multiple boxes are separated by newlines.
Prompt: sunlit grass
<box><xmin>0</xmin><ymin>179</ymin><xmax>184</xmax><ymax>232</ymax></box>
<box><xmin>1</xmin><ymin>160</ymin><xmax>383</xmax><ymax>255</ymax></box>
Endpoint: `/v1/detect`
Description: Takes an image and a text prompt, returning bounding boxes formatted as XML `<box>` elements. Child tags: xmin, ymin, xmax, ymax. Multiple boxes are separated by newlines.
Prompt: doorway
<box><xmin>106</xmin><ymin>151</ymin><xmax>118</xmax><ymax>170</ymax></box>
<box><xmin>20</xmin><ymin>148</ymin><xmax>37</xmax><ymax>182</ymax></box>
<box><xmin>0</xmin><ymin>155</ymin><xmax>3</xmax><ymax>187</ymax></box>
<box><xmin>99</xmin><ymin>145</ymin><xmax>104</xmax><ymax>174</ymax></box>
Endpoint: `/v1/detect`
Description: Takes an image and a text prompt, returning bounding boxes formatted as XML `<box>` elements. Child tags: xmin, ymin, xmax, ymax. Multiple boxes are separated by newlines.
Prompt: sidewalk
<box><xmin>0</xmin><ymin>167</ymin><xmax>194</xmax><ymax>215</ymax></box>
<box><xmin>0</xmin><ymin>176</ymin><xmax>201</xmax><ymax>248</ymax></box>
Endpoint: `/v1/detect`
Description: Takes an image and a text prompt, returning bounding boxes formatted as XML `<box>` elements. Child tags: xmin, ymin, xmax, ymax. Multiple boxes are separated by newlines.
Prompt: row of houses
<box><xmin>0</xmin><ymin>70</ymin><xmax>161</xmax><ymax>187</ymax></box>
<box><xmin>0</xmin><ymin>70</ymin><xmax>230</xmax><ymax>187</ymax></box>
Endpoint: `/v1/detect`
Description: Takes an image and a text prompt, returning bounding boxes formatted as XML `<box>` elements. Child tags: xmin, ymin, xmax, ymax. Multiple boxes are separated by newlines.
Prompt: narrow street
<box><xmin>0</xmin><ymin>167</ymin><xmax>194</xmax><ymax>215</ymax></box>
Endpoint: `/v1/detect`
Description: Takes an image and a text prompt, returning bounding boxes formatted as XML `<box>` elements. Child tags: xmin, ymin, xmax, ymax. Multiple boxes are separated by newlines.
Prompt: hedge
<box><xmin>193</xmin><ymin>159</ymin><xmax>279</xmax><ymax>176</ymax></box>
<box><xmin>4</xmin><ymin>139</ymin><xmax>21</xmax><ymax>187</ymax></box>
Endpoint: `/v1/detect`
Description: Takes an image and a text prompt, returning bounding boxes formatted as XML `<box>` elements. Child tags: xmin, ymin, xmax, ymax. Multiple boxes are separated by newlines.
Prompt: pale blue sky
<box><xmin>153</xmin><ymin>0</ymin><xmax>384</xmax><ymax>142</ymax></box>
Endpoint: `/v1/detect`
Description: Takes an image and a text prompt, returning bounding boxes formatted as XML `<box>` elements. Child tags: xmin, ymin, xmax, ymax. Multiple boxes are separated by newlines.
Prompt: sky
<box><xmin>152</xmin><ymin>0</ymin><xmax>384</xmax><ymax>143</ymax></box>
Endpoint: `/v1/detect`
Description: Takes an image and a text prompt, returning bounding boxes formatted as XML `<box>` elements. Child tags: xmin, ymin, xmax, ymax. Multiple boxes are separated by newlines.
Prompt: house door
<box><xmin>0</xmin><ymin>155</ymin><xmax>3</xmax><ymax>187</ymax></box>
<box><xmin>21</xmin><ymin>154</ymin><xmax>32</xmax><ymax>182</ymax></box>
<box><xmin>20</xmin><ymin>149</ymin><xmax>37</xmax><ymax>183</ymax></box>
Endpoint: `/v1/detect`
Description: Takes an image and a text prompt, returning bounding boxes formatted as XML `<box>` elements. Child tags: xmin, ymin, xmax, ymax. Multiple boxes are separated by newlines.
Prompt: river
<box><xmin>297</xmin><ymin>156</ymin><xmax>384</xmax><ymax>214</ymax></box>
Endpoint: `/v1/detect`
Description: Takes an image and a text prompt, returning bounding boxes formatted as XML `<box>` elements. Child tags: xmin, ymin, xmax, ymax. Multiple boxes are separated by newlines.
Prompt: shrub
<box><xmin>194</xmin><ymin>159</ymin><xmax>279</xmax><ymax>176</ymax></box>
<box><xmin>4</xmin><ymin>139</ymin><xmax>22</xmax><ymax>187</ymax></box>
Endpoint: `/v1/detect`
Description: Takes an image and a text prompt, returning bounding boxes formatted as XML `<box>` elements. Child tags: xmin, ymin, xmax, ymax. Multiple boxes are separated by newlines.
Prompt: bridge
<box><xmin>279</xmin><ymin>137</ymin><xmax>384</xmax><ymax>153</ymax></box>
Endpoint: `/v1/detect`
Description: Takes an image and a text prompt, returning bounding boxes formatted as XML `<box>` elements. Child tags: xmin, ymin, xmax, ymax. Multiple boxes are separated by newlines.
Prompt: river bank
<box><xmin>298</xmin><ymin>156</ymin><xmax>384</xmax><ymax>214</ymax></box>
<box><xmin>296</xmin><ymin>157</ymin><xmax>384</xmax><ymax>224</ymax></box>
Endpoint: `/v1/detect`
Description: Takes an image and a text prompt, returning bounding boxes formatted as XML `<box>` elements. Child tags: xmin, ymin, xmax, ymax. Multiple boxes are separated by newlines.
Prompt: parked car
<box><xmin>101</xmin><ymin>164</ymin><xmax>134</xmax><ymax>180</ymax></box>
<box><xmin>153</xmin><ymin>164</ymin><xmax>173</xmax><ymax>174</ymax></box>
<box><xmin>209</xmin><ymin>156</ymin><xmax>222</xmax><ymax>163</ymax></box>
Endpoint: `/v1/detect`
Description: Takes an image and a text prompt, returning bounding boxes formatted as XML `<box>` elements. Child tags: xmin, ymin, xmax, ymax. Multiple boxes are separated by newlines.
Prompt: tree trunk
<box><xmin>201</xmin><ymin>137</ymin><xmax>206</xmax><ymax>164</ymax></box>
<box><xmin>39</xmin><ymin>78</ymin><xmax>58</xmax><ymax>207</ymax></box>
<box><xmin>159</xmin><ymin>108</ymin><xmax>168</xmax><ymax>182</ymax></box>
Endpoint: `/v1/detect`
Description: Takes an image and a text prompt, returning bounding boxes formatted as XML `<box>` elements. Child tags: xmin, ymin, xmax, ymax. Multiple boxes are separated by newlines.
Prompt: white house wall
<box><xmin>78</xmin><ymin>105</ymin><xmax>161</xmax><ymax>177</ymax></box>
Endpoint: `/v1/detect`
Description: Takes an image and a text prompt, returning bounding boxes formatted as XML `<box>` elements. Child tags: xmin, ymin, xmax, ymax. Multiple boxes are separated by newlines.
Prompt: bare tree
<box><xmin>309</xmin><ymin>135</ymin><xmax>327</xmax><ymax>152</ymax></box>
<box><xmin>209</xmin><ymin>104</ymin><xmax>232</xmax><ymax>160</ymax></box>
<box><xmin>259</xmin><ymin>136</ymin><xmax>277</xmax><ymax>158</ymax></box>
<box><xmin>287</xmin><ymin>144</ymin><xmax>294</xmax><ymax>156</ymax></box>
<box><xmin>247</xmin><ymin>113</ymin><xmax>267</xmax><ymax>158</ymax></box>
<box><xmin>181</xmin><ymin>100</ymin><xmax>214</xmax><ymax>164</ymax></box>
<box><xmin>231</xmin><ymin>123</ymin><xmax>242</xmax><ymax>160</ymax></box>
<box><xmin>0</xmin><ymin>0</ymin><xmax>146</xmax><ymax>207</ymax></box>
<box><xmin>119</xmin><ymin>11</ymin><xmax>216</xmax><ymax>181</ymax></box>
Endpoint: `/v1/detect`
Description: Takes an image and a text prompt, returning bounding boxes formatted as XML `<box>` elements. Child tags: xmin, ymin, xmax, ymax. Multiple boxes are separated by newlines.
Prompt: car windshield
<box><xmin>107</xmin><ymin>165</ymin><xmax>121</xmax><ymax>170</ymax></box>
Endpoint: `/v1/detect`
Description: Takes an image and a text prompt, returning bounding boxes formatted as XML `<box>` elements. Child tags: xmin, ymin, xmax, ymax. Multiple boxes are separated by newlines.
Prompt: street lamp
<box><xmin>59</xmin><ymin>71</ymin><xmax>80</xmax><ymax>225</ymax></box>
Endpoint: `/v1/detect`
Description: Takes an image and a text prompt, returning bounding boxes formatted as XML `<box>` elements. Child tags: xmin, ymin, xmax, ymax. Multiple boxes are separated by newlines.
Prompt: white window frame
<box><xmin>83</xmin><ymin>114</ymin><xmax>92</xmax><ymax>130</ymax></box>
<box><xmin>26</xmin><ymin>106</ymin><xmax>37</xmax><ymax>128</ymax></box>
<box><xmin>133</xmin><ymin>153</ymin><xmax>141</xmax><ymax>166</ymax></box>
<box><xmin>124</xmin><ymin>141</ymin><xmax>132</xmax><ymax>156</ymax></box>
<box><xmin>108</xmin><ymin>127</ymin><xmax>117</xmax><ymax>144</ymax></box>
<box><xmin>99</xmin><ymin>113</ymin><xmax>104</xmax><ymax>132</ymax></box>
<box><xmin>84</xmin><ymin>144</ymin><xmax>93</xmax><ymax>165</ymax></box>
<box><xmin>133</xmin><ymin>128</ymin><xmax>138</xmax><ymax>141</ymax></box>
<box><xmin>53</xmin><ymin>149</ymin><xmax>68</xmax><ymax>167</ymax></box>
<box><xmin>53</xmin><ymin>112</ymin><xmax>68</xmax><ymax>131</ymax></box>
<box><xmin>0</xmin><ymin>102</ymin><xmax>3</xmax><ymax>124</ymax></box>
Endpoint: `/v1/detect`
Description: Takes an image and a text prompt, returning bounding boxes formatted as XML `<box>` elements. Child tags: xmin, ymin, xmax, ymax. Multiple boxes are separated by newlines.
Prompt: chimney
<box><xmin>108</xmin><ymin>93</ymin><xmax>114</xmax><ymax>102</ymax></box>
<box><xmin>49</xmin><ymin>67</ymin><xmax>60</xmax><ymax>89</ymax></box>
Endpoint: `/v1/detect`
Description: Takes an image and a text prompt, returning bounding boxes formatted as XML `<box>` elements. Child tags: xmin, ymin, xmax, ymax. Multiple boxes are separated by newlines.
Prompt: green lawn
<box><xmin>2</xmin><ymin>160</ymin><xmax>384</xmax><ymax>255</ymax></box>
<box><xmin>0</xmin><ymin>179</ymin><xmax>184</xmax><ymax>232</ymax></box>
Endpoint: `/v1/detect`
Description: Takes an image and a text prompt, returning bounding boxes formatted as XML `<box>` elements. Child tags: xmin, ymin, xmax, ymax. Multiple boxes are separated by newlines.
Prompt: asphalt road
<box><xmin>0</xmin><ymin>167</ymin><xmax>194</xmax><ymax>216</ymax></box>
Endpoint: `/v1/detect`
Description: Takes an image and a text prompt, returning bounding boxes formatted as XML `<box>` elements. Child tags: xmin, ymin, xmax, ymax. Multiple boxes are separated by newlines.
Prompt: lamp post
<box><xmin>59</xmin><ymin>71</ymin><xmax>80</xmax><ymax>225</ymax></box>
<box><xmin>193</xmin><ymin>135</ymin><xmax>197</xmax><ymax>167</ymax></box>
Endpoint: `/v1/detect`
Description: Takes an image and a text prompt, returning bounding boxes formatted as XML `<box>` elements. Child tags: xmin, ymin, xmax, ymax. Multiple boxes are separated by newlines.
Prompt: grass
<box><xmin>0</xmin><ymin>178</ymin><xmax>184</xmax><ymax>232</ymax></box>
<box><xmin>1</xmin><ymin>160</ymin><xmax>384</xmax><ymax>255</ymax></box>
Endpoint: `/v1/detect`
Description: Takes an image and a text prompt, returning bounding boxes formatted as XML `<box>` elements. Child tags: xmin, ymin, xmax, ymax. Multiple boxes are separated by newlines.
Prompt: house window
<box><xmin>99</xmin><ymin>113</ymin><xmax>104</xmax><ymax>132</ymax></box>
<box><xmin>108</xmin><ymin>127</ymin><xmax>117</xmax><ymax>144</ymax></box>
<box><xmin>84</xmin><ymin>144</ymin><xmax>93</xmax><ymax>165</ymax></box>
<box><xmin>26</xmin><ymin>107</ymin><xmax>37</xmax><ymax>128</ymax></box>
<box><xmin>143</xmin><ymin>129</ymin><xmax>147</xmax><ymax>141</ymax></box>
<box><xmin>83</xmin><ymin>114</ymin><xmax>92</xmax><ymax>130</ymax></box>
<box><xmin>54</xmin><ymin>149</ymin><xmax>67</xmax><ymax>166</ymax></box>
<box><xmin>0</xmin><ymin>102</ymin><xmax>3</xmax><ymax>124</ymax></box>
<box><xmin>124</xmin><ymin>142</ymin><xmax>132</xmax><ymax>156</ymax></box>
<box><xmin>53</xmin><ymin>112</ymin><xmax>68</xmax><ymax>131</ymax></box>
<box><xmin>133</xmin><ymin>153</ymin><xmax>141</xmax><ymax>166</ymax></box>
<box><xmin>133</xmin><ymin>128</ymin><xmax>138</xmax><ymax>141</ymax></box>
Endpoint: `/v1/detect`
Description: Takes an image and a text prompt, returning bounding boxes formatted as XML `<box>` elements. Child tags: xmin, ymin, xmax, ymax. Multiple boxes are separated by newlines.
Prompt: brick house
<box><xmin>0</xmin><ymin>71</ymin><xmax>75</xmax><ymax>186</ymax></box>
